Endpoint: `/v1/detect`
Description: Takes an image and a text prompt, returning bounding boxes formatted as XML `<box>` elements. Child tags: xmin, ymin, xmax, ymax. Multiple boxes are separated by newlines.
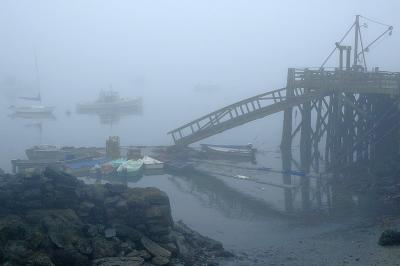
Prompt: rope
<box><xmin>358</xmin><ymin>27</ymin><xmax>367</xmax><ymax>69</ymax></box>
<box><xmin>320</xmin><ymin>22</ymin><xmax>355</xmax><ymax>69</ymax></box>
<box><xmin>360</xmin><ymin>15</ymin><xmax>392</xmax><ymax>28</ymax></box>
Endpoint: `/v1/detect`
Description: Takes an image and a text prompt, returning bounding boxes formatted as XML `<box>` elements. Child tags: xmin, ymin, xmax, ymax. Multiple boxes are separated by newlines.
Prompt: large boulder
<box><xmin>379</xmin><ymin>229</ymin><xmax>400</xmax><ymax>246</ymax></box>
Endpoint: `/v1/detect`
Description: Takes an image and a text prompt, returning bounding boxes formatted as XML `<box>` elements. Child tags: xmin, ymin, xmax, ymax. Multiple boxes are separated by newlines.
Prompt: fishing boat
<box><xmin>64</xmin><ymin>157</ymin><xmax>108</xmax><ymax>176</ymax></box>
<box><xmin>25</xmin><ymin>145</ymin><xmax>104</xmax><ymax>161</ymax></box>
<box><xmin>76</xmin><ymin>91</ymin><xmax>142</xmax><ymax>113</ymax></box>
<box><xmin>117</xmin><ymin>159</ymin><xmax>144</xmax><ymax>177</ymax></box>
<box><xmin>143</xmin><ymin>156</ymin><xmax>164</xmax><ymax>170</ymax></box>
<box><xmin>25</xmin><ymin>145</ymin><xmax>65</xmax><ymax>161</ymax></box>
<box><xmin>200</xmin><ymin>144</ymin><xmax>256</xmax><ymax>160</ymax></box>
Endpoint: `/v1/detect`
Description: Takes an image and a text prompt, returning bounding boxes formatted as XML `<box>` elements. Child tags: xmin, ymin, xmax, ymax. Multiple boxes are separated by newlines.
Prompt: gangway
<box><xmin>168</xmin><ymin>68</ymin><xmax>399</xmax><ymax>147</ymax></box>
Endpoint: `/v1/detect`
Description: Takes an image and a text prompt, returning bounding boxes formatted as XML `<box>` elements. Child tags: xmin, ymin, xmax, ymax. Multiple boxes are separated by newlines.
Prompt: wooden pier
<box><xmin>168</xmin><ymin>16</ymin><xmax>398</xmax><ymax>212</ymax></box>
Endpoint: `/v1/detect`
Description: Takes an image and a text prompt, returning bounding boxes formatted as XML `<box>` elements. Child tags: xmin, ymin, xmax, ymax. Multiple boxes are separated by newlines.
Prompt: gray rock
<box><xmin>126</xmin><ymin>249</ymin><xmax>140</xmax><ymax>257</ymax></box>
<box><xmin>147</xmin><ymin>224</ymin><xmax>170</xmax><ymax>235</ymax></box>
<box><xmin>49</xmin><ymin>232</ymin><xmax>68</xmax><ymax>249</ymax></box>
<box><xmin>137</xmin><ymin>250</ymin><xmax>152</xmax><ymax>260</ymax></box>
<box><xmin>105</xmin><ymin>228</ymin><xmax>116</xmax><ymax>238</ymax></box>
<box><xmin>80</xmin><ymin>201</ymin><xmax>95</xmax><ymax>212</ymax></box>
<box><xmin>25</xmin><ymin>253</ymin><xmax>55</xmax><ymax>266</ymax></box>
<box><xmin>152</xmin><ymin>256</ymin><xmax>169</xmax><ymax>265</ymax></box>
<box><xmin>141</xmin><ymin>236</ymin><xmax>171</xmax><ymax>258</ymax></box>
<box><xmin>5</xmin><ymin>240</ymin><xmax>32</xmax><ymax>258</ymax></box>
<box><xmin>115</xmin><ymin>200</ymin><xmax>128</xmax><ymax>211</ymax></box>
<box><xmin>175</xmin><ymin>237</ymin><xmax>190</xmax><ymax>258</ymax></box>
<box><xmin>92</xmin><ymin>256</ymin><xmax>144</xmax><ymax>266</ymax></box>
<box><xmin>160</xmin><ymin>242</ymin><xmax>177</xmax><ymax>255</ymax></box>
<box><xmin>74</xmin><ymin>238</ymin><xmax>93</xmax><ymax>255</ymax></box>
<box><xmin>84</xmin><ymin>224</ymin><xmax>99</xmax><ymax>237</ymax></box>
<box><xmin>92</xmin><ymin>237</ymin><xmax>119</xmax><ymax>259</ymax></box>
<box><xmin>115</xmin><ymin>224</ymin><xmax>142</xmax><ymax>241</ymax></box>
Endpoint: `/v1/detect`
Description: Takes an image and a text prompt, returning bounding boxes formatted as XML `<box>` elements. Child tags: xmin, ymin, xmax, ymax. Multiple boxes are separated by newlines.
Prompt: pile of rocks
<box><xmin>0</xmin><ymin>168</ymin><xmax>232</xmax><ymax>265</ymax></box>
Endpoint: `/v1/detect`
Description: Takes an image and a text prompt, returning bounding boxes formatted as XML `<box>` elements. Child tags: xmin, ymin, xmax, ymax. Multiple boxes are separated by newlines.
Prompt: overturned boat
<box><xmin>200</xmin><ymin>144</ymin><xmax>256</xmax><ymax>160</ymax></box>
<box><xmin>76</xmin><ymin>90</ymin><xmax>142</xmax><ymax>113</ymax></box>
<box><xmin>143</xmin><ymin>156</ymin><xmax>164</xmax><ymax>170</ymax></box>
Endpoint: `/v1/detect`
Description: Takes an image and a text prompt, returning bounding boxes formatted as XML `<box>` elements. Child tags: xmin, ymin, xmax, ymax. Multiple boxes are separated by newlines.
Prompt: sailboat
<box><xmin>9</xmin><ymin>52</ymin><xmax>55</xmax><ymax>116</ymax></box>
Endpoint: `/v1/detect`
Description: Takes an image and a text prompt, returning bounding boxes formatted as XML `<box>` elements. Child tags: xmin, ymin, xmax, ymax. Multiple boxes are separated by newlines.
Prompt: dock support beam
<box><xmin>300</xmin><ymin>85</ymin><xmax>312</xmax><ymax>211</ymax></box>
<box><xmin>281</xmin><ymin>68</ymin><xmax>295</xmax><ymax>213</ymax></box>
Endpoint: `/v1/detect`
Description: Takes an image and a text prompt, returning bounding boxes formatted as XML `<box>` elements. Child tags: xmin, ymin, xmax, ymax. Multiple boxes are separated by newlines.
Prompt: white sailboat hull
<box><xmin>10</xmin><ymin>105</ymin><xmax>55</xmax><ymax>114</ymax></box>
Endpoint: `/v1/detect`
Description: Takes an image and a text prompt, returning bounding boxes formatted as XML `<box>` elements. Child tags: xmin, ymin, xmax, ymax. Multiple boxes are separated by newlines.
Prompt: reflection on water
<box><xmin>79</xmin><ymin>163</ymin><xmax>376</xmax><ymax>251</ymax></box>
<box><xmin>77</xmin><ymin>108</ymin><xmax>142</xmax><ymax>126</ymax></box>
<box><xmin>168</xmin><ymin>173</ymin><xmax>287</xmax><ymax>220</ymax></box>
<box><xmin>81</xmin><ymin>154</ymin><xmax>376</xmax><ymax>223</ymax></box>
<box><xmin>7</xmin><ymin>113</ymin><xmax>57</xmax><ymax>144</ymax></box>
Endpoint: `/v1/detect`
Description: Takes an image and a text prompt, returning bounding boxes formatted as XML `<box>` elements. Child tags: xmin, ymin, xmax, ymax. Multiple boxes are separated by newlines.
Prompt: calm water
<box><xmin>0</xmin><ymin>98</ymin><xmax>373</xmax><ymax>258</ymax></box>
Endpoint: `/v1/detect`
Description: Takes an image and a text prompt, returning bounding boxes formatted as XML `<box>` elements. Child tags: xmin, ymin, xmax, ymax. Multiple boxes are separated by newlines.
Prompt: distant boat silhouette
<box><xmin>10</xmin><ymin>52</ymin><xmax>55</xmax><ymax>116</ymax></box>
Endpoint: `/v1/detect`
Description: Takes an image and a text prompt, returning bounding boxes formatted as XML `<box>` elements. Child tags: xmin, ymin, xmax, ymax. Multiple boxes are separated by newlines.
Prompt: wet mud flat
<box><xmin>247</xmin><ymin>219</ymin><xmax>400</xmax><ymax>266</ymax></box>
<box><xmin>126</xmin><ymin>158</ymin><xmax>400</xmax><ymax>266</ymax></box>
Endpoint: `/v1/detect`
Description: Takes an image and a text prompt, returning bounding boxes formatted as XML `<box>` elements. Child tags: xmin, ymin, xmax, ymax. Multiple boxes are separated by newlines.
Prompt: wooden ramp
<box><xmin>168</xmin><ymin>68</ymin><xmax>400</xmax><ymax>148</ymax></box>
<box><xmin>168</xmin><ymin>86</ymin><xmax>325</xmax><ymax>147</ymax></box>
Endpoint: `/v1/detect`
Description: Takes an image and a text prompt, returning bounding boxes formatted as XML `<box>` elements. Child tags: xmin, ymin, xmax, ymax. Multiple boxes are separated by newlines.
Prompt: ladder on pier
<box><xmin>168</xmin><ymin>87</ymin><xmax>325</xmax><ymax>147</ymax></box>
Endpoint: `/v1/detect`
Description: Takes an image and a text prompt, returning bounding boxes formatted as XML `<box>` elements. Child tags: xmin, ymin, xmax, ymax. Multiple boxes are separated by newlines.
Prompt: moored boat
<box><xmin>9</xmin><ymin>105</ymin><xmax>55</xmax><ymax>115</ymax></box>
<box><xmin>25</xmin><ymin>145</ymin><xmax>104</xmax><ymax>161</ymax></box>
<box><xmin>117</xmin><ymin>159</ymin><xmax>144</xmax><ymax>177</ymax></box>
<box><xmin>77</xmin><ymin>91</ymin><xmax>142</xmax><ymax>113</ymax></box>
<box><xmin>200</xmin><ymin>144</ymin><xmax>256</xmax><ymax>160</ymax></box>
<box><xmin>64</xmin><ymin>157</ymin><xmax>108</xmax><ymax>176</ymax></box>
<box><xmin>26</xmin><ymin>145</ymin><xmax>65</xmax><ymax>161</ymax></box>
<box><xmin>143</xmin><ymin>156</ymin><xmax>164</xmax><ymax>170</ymax></box>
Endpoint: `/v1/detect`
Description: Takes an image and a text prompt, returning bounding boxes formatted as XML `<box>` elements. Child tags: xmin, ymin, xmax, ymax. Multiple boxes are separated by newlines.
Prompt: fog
<box><xmin>1</xmin><ymin>1</ymin><xmax>400</xmax><ymax>265</ymax></box>
<box><xmin>0</xmin><ymin>1</ymin><xmax>398</xmax><ymax>165</ymax></box>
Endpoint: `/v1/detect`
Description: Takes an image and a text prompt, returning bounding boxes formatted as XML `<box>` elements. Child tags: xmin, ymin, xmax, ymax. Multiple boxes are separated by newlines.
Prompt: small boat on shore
<box><xmin>143</xmin><ymin>156</ymin><xmax>164</xmax><ymax>170</ymax></box>
<box><xmin>200</xmin><ymin>144</ymin><xmax>256</xmax><ymax>160</ymax></box>
<box><xmin>64</xmin><ymin>157</ymin><xmax>108</xmax><ymax>176</ymax></box>
<box><xmin>117</xmin><ymin>159</ymin><xmax>144</xmax><ymax>177</ymax></box>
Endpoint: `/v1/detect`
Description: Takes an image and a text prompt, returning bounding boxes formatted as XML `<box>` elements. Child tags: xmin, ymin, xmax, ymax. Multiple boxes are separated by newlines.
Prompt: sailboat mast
<box><xmin>353</xmin><ymin>15</ymin><xmax>360</xmax><ymax>67</ymax></box>
<box><xmin>34</xmin><ymin>49</ymin><xmax>42</xmax><ymax>102</ymax></box>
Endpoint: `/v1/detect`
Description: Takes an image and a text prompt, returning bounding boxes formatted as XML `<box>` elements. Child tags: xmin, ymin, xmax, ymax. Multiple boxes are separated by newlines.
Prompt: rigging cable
<box><xmin>320</xmin><ymin>22</ymin><xmax>355</xmax><ymax>69</ymax></box>
<box><xmin>360</xmin><ymin>15</ymin><xmax>392</xmax><ymax>28</ymax></box>
<box><xmin>358</xmin><ymin>26</ymin><xmax>368</xmax><ymax>69</ymax></box>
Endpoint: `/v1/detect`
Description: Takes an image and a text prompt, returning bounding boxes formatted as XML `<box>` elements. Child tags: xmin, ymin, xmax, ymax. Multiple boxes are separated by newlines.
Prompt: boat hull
<box><xmin>77</xmin><ymin>98</ymin><xmax>142</xmax><ymax>112</ymax></box>
<box><xmin>143</xmin><ymin>156</ymin><xmax>164</xmax><ymax>170</ymax></box>
<box><xmin>200</xmin><ymin>144</ymin><xmax>255</xmax><ymax>160</ymax></box>
<box><xmin>11</xmin><ymin>106</ymin><xmax>55</xmax><ymax>115</ymax></box>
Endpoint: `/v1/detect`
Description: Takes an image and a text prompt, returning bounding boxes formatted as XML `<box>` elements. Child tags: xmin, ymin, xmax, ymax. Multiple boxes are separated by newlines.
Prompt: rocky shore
<box><xmin>0</xmin><ymin>168</ymin><xmax>233</xmax><ymax>265</ymax></box>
